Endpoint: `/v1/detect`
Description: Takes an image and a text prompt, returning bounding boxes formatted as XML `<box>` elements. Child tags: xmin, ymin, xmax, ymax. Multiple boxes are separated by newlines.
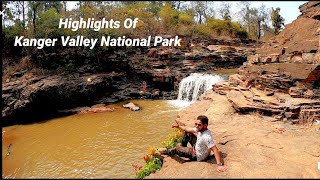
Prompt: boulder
<box><xmin>302</xmin><ymin>53</ymin><xmax>315</xmax><ymax>64</ymax></box>
<box><xmin>123</xmin><ymin>102</ymin><xmax>140</xmax><ymax>111</ymax></box>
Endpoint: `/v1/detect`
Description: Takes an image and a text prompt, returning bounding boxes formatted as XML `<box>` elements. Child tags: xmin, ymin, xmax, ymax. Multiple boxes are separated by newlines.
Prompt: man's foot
<box><xmin>167</xmin><ymin>147</ymin><xmax>176</xmax><ymax>155</ymax></box>
<box><xmin>157</xmin><ymin>148</ymin><xmax>168</xmax><ymax>155</ymax></box>
<box><xmin>156</xmin><ymin>147</ymin><xmax>177</xmax><ymax>155</ymax></box>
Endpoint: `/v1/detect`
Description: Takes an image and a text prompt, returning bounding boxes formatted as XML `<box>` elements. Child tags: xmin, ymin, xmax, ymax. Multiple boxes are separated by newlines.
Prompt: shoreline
<box><xmin>145</xmin><ymin>90</ymin><xmax>320</xmax><ymax>178</ymax></box>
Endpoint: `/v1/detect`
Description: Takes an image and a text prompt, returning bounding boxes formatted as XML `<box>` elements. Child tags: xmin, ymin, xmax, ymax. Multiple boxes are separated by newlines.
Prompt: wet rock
<box><xmin>123</xmin><ymin>102</ymin><xmax>140</xmax><ymax>111</ymax></box>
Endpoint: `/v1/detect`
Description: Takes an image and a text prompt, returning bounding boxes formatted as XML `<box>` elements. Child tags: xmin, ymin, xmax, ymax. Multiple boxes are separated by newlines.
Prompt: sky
<box><xmin>237</xmin><ymin>1</ymin><xmax>307</xmax><ymax>25</ymax></box>
<box><xmin>66</xmin><ymin>1</ymin><xmax>307</xmax><ymax>25</ymax></box>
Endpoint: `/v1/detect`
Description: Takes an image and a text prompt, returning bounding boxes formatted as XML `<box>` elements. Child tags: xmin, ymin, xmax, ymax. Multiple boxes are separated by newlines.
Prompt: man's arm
<box><xmin>210</xmin><ymin>146</ymin><xmax>222</xmax><ymax>164</ymax></box>
<box><xmin>210</xmin><ymin>146</ymin><xmax>227</xmax><ymax>172</ymax></box>
<box><xmin>171</xmin><ymin>123</ymin><xmax>195</xmax><ymax>133</ymax></box>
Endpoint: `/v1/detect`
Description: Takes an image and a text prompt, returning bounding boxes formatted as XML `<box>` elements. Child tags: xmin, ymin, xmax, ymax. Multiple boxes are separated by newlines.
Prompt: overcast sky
<box><xmin>66</xmin><ymin>1</ymin><xmax>307</xmax><ymax>25</ymax></box>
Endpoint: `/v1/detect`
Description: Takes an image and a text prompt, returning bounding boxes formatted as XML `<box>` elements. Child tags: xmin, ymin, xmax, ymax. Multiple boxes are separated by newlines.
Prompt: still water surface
<box><xmin>2</xmin><ymin>100</ymin><xmax>184</xmax><ymax>178</ymax></box>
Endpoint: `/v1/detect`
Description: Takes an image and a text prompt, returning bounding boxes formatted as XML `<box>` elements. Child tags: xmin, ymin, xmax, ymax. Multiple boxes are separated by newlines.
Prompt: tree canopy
<box><xmin>2</xmin><ymin>1</ymin><xmax>286</xmax><ymax>60</ymax></box>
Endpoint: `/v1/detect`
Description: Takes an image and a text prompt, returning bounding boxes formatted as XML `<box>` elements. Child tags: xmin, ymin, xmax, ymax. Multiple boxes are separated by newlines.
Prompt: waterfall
<box><xmin>177</xmin><ymin>73</ymin><xmax>226</xmax><ymax>102</ymax></box>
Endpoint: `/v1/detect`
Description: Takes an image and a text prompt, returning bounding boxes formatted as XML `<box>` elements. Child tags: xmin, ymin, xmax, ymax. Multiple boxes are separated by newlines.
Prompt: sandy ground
<box><xmin>147</xmin><ymin>90</ymin><xmax>320</xmax><ymax>178</ymax></box>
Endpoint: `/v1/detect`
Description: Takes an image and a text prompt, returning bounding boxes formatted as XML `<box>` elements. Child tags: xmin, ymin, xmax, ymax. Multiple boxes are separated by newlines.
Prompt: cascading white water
<box><xmin>177</xmin><ymin>73</ymin><xmax>226</xmax><ymax>102</ymax></box>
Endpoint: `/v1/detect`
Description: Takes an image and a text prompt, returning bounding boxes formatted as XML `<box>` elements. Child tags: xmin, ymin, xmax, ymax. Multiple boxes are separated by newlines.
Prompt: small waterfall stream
<box><xmin>177</xmin><ymin>73</ymin><xmax>226</xmax><ymax>102</ymax></box>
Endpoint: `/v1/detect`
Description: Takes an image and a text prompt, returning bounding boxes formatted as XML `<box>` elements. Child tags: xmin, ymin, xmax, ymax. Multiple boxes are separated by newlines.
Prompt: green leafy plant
<box><xmin>161</xmin><ymin>128</ymin><xmax>184</xmax><ymax>149</ymax></box>
<box><xmin>65</xmin><ymin>63</ymin><xmax>76</xmax><ymax>74</ymax></box>
<box><xmin>136</xmin><ymin>155</ymin><xmax>162</xmax><ymax>179</ymax></box>
<box><xmin>135</xmin><ymin>128</ymin><xmax>184</xmax><ymax>179</ymax></box>
<box><xmin>135</xmin><ymin>146</ymin><xmax>162</xmax><ymax>179</ymax></box>
<box><xmin>142</xmin><ymin>58</ymin><xmax>149</xmax><ymax>67</ymax></box>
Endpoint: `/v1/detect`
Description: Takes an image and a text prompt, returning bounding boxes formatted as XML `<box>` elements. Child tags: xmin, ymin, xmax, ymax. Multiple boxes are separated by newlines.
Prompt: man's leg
<box><xmin>157</xmin><ymin>132</ymin><xmax>197</xmax><ymax>160</ymax></box>
<box><xmin>173</xmin><ymin>132</ymin><xmax>197</xmax><ymax>158</ymax></box>
<box><xmin>181</xmin><ymin>132</ymin><xmax>197</xmax><ymax>147</ymax></box>
<box><xmin>167</xmin><ymin>143</ymin><xmax>197</xmax><ymax>161</ymax></box>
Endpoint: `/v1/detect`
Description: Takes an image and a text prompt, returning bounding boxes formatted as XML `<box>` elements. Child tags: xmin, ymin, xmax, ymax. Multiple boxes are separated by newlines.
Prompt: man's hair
<box><xmin>197</xmin><ymin>115</ymin><xmax>208</xmax><ymax>125</ymax></box>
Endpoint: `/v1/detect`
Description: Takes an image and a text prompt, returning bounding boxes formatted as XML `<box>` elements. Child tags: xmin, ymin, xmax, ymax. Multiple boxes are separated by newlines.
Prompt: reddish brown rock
<box><xmin>256</xmin><ymin>2</ymin><xmax>320</xmax><ymax>55</ymax></box>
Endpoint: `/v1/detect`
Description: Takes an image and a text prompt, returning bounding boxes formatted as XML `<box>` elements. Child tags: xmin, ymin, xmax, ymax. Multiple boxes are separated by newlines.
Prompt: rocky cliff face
<box><xmin>250</xmin><ymin>1</ymin><xmax>320</xmax><ymax>65</ymax></box>
<box><xmin>213</xmin><ymin>1</ymin><xmax>320</xmax><ymax>125</ymax></box>
<box><xmin>2</xmin><ymin>73</ymin><xmax>122</xmax><ymax>126</ymax></box>
<box><xmin>130</xmin><ymin>37</ymin><xmax>256</xmax><ymax>97</ymax></box>
<box><xmin>2</xmin><ymin>38</ymin><xmax>256</xmax><ymax>126</ymax></box>
<box><xmin>256</xmin><ymin>1</ymin><xmax>320</xmax><ymax>55</ymax></box>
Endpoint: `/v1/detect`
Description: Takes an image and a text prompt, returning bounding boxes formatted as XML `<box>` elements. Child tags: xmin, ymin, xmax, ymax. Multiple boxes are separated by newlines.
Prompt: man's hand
<box><xmin>171</xmin><ymin>123</ymin><xmax>179</xmax><ymax>128</ymax></box>
<box><xmin>171</xmin><ymin>120</ymin><xmax>179</xmax><ymax>128</ymax></box>
<box><xmin>217</xmin><ymin>165</ymin><xmax>227</xmax><ymax>172</ymax></box>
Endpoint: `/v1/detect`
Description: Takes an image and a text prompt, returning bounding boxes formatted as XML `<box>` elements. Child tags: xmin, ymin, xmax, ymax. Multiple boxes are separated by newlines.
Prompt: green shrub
<box><xmin>136</xmin><ymin>155</ymin><xmax>162</xmax><ymax>179</ymax></box>
<box><xmin>135</xmin><ymin>128</ymin><xmax>184</xmax><ymax>179</ymax></box>
<box><xmin>37</xmin><ymin>8</ymin><xmax>63</xmax><ymax>39</ymax></box>
<box><xmin>231</xmin><ymin>22</ymin><xmax>248</xmax><ymax>39</ymax></box>
<box><xmin>178</xmin><ymin>13</ymin><xmax>194</xmax><ymax>25</ymax></box>
<box><xmin>65</xmin><ymin>63</ymin><xmax>76</xmax><ymax>74</ymax></box>
<box><xmin>194</xmin><ymin>18</ymin><xmax>248</xmax><ymax>39</ymax></box>
<box><xmin>161</xmin><ymin>128</ymin><xmax>184</xmax><ymax>149</ymax></box>
<box><xmin>142</xmin><ymin>58</ymin><xmax>149</xmax><ymax>67</ymax></box>
<box><xmin>194</xmin><ymin>24</ymin><xmax>212</xmax><ymax>37</ymax></box>
<box><xmin>176</xmin><ymin>25</ymin><xmax>193</xmax><ymax>36</ymax></box>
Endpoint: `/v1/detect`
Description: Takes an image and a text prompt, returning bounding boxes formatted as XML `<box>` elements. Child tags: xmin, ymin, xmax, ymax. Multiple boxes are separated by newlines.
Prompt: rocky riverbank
<box><xmin>147</xmin><ymin>90</ymin><xmax>320</xmax><ymax>178</ymax></box>
<box><xmin>147</xmin><ymin>2</ymin><xmax>320</xmax><ymax>178</ymax></box>
<box><xmin>2</xmin><ymin>38</ymin><xmax>256</xmax><ymax>126</ymax></box>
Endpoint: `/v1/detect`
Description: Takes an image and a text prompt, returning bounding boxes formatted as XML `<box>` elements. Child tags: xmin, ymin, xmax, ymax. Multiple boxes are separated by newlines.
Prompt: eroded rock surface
<box><xmin>147</xmin><ymin>91</ymin><xmax>320</xmax><ymax>179</ymax></box>
<box><xmin>255</xmin><ymin>1</ymin><xmax>320</xmax><ymax>55</ymax></box>
<box><xmin>2</xmin><ymin>73</ymin><xmax>121</xmax><ymax>126</ymax></box>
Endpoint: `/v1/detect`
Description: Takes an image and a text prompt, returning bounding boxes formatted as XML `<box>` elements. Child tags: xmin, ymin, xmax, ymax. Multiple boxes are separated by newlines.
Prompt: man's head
<box><xmin>195</xmin><ymin>115</ymin><xmax>209</xmax><ymax>132</ymax></box>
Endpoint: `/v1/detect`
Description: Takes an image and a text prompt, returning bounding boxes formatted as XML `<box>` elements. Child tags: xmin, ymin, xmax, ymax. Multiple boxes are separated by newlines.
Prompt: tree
<box><xmin>159</xmin><ymin>3</ymin><xmax>179</xmax><ymax>32</ymax></box>
<box><xmin>13</xmin><ymin>1</ymin><xmax>27</xmax><ymax>29</ymax></box>
<box><xmin>254</xmin><ymin>4</ymin><xmax>269</xmax><ymax>40</ymax></box>
<box><xmin>271</xmin><ymin>7</ymin><xmax>285</xmax><ymax>35</ymax></box>
<box><xmin>191</xmin><ymin>1</ymin><xmax>215</xmax><ymax>24</ymax></box>
<box><xmin>168</xmin><ymin>1</ymin><xmax>184</xmax><ymax>10</ymax></box>
<box><xmin>62</xmin><ymin>1</ymin><xmax>67</xmax><ymax>13</ymax></box>
<box><xmin>42</xmin><ymin>1</ymin><xmax>63</xmax><ymax>13</ymax></box>
<box><xmin>2</xmin><ymin>2</ymin><xmax>13</xmax><ymax>28</ymax></box>
<box><xmin>237</xmin><ymin>1</ymin><xmax>251</xmax><ymax>33</ymax></box>
<box><xmin>28</xmin><ymin>1</ymin><xmax>42</xmax><ymax>36</ymax></box>
<box><xmin>37</xmin><ymin>8</ymin><xmax>62</xmax><ymax>38</ymax></box>
<box><xmin>238</xmin><ymin>2</ymin><xmax>269</xmax><ymax>40</ymax></box>
<box><xmin>219</xmin><ymin>2</ymin><xmax>231</xmax><ymax>21</ymax></box>
<box><xmin>147</xmin><ymin>1</ymin><xmax>163</xmax><ymax>15</ymax></box>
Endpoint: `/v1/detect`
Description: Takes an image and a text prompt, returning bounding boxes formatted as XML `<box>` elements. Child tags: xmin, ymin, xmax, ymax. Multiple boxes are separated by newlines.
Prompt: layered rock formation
<box><xmin>131</xmin><ymin>38</ymin><xmax>256</xmax><ymax>94</ymax></box>
<box><xmin>2</xmin><ymin>38</ymin><xmax>256</xmax><ymax>126</ymax></box>
<box><xmin>213</xmin><ymin>1</ymin><xmax>320</xmax><ymax>125</ymax></box>
<box><xmin>252</xmin><ymin>1</ymin><xmax>320</xmax><ymax>63</ymax></box>
<box><xmin>2</xmin><ymin>73</ymin><xmax>121</xmax><ymax>126</ymax></box>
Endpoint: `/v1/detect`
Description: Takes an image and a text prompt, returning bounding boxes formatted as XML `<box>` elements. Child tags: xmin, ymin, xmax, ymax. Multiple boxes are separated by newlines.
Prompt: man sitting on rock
<box><xmin>158</xmin><ymin>115</ymin><xmax>227</xmax><ymax>172</ymax></box>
